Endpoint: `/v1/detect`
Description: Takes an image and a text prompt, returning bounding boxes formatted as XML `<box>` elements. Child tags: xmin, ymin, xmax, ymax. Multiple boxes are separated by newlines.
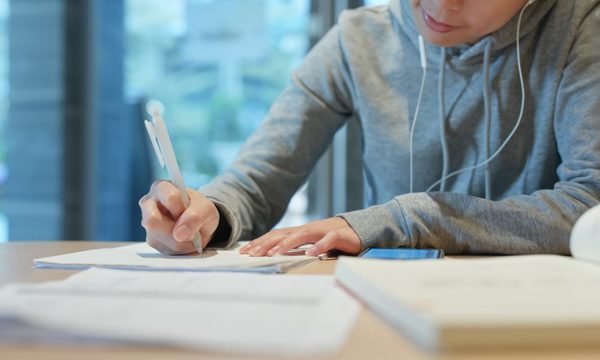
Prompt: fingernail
<box><xmin>174</xmin><ymin>225</ymin><xmax>191</xmax><ymax>242</ymax></box>
<box><xmin>268</xmin><ymin>246</ymin><xmax>280</xmax><ymax>256</ymax></box>
<box><xmin>306</xmin><ymin>246</ymin><xmax>318</xmax><ymax>257</ymax></box>
<box><xmin>249</xmin><ymin>246</ymin><xmax>262</xmax><ymax>256</ymax></box>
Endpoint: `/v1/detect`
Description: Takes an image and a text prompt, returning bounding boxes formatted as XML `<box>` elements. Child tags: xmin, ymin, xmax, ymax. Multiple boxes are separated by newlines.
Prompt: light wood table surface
<box><xmin>0</xmin><ymin>241</ymin><xmax>598</xmax><ymax>360</ymax></box>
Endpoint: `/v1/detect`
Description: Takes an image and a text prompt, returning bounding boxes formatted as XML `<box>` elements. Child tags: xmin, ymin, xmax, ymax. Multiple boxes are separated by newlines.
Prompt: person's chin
<box><xmin>417</xmin><ymin>25</ymin><xmax>466</xmax><ymax>47</ymax></box>
<box><xmin>422</xmin><ymin>34</ymin><xmax>462</xmax><ymax>47</ymax></box>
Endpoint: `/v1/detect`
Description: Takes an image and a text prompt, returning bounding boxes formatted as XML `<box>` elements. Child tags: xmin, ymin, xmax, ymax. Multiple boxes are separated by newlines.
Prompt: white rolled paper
<box><xmin>570</xmin><ymin>204</ymin><xmax>600</xmax><ymax>263</ymax></box>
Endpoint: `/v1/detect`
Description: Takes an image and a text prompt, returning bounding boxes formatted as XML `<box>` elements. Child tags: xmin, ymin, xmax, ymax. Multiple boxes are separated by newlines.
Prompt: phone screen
<box><xmin>359</xmin><ymin>248</ymin><xmax>444</xmax><ymax>260</ymax></box>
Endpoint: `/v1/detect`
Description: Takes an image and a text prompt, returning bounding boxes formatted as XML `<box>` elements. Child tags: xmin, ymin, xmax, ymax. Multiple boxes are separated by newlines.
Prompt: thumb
<box><xmin>173</xmin><ymin>190</ymin><xmax>219</xmax><ymax>247</ymax></box>
<box><xmin>305</xmin><ymin>231</ymin><xmax>339</xmax><ymax>257</ymax></box>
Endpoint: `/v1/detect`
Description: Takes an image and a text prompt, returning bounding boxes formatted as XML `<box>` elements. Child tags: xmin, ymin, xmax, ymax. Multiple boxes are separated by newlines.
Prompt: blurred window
<box><xmin>125</xmin><ymin>0</ymin><xmax>311</xmax><ymax>227</ymax></box>
<box><xmin>125</xmin><ymin>0</ymin><xmax>310</xmax><ymax>187</ymax></box>
<box><xmin>364</xmin><ymin>0</ymin><xmax>388</xmax><ymax>5</ymax></box>
<box><xmin>1</xmin><ymin>0</ymin><xmax>371</xmax><ymax>242</ymax></box>
<box><xmin>0</xmin><ymin>0</ymin><xmax>8</xmax><ymax>242</ymax></box>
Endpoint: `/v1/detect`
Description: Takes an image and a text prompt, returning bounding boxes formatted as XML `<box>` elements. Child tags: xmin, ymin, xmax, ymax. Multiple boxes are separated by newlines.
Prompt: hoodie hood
<box><xmin>390</xmin><ymin>0</ymin><xmax>558</xmax><ymax>65</ymax></box>
<box><xmin>385</xmin><ymin>0</ymin><xmax>561</xmax><ymax>197</ymax></box>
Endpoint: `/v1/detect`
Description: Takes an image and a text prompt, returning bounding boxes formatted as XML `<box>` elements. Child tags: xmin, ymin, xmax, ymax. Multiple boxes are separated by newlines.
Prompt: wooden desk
<box><xmin>0</xmin><ymin>241</ymin><xmax>598</xmax><ymax>360</ymax></box>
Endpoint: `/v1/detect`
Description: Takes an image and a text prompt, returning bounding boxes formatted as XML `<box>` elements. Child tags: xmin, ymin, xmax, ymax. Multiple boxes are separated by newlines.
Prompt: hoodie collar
<box><xmin>390</xmin><ymin>0</ymin><xmax>557</xmax><ymax>65</ymax></box>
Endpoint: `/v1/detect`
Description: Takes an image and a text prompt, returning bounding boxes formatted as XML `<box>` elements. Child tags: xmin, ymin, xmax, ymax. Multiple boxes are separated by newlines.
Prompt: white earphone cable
<box><xmin>425</xmin><ymin>1</ymin><xmax>532</xmax><ymax>193</ymax></box>
<box><xmin>409</xmin><ymin>35</ymin><xmax>428</xmax><ymax>193</ymax></box>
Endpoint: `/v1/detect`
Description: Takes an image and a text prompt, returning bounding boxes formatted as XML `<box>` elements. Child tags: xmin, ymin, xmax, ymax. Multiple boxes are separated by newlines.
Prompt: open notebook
<box><xmin>35</xmin><ymin>242</ymin><xmax>315</xmax><ymax>273</ymax></box>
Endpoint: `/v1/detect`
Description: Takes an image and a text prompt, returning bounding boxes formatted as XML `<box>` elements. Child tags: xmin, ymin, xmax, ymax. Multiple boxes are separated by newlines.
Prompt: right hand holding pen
<box><xmin>139</xmin><ymin>180</ymin><xmax>220</xmax><ymax>255</ymax></box>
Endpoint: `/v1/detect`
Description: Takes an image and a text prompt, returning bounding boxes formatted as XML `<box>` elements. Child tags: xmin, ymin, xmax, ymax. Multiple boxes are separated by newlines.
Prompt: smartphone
<box><xmin>359</xmin><ymin>248</ymin><xmax>444</xmax><ymax>260</ymax></box>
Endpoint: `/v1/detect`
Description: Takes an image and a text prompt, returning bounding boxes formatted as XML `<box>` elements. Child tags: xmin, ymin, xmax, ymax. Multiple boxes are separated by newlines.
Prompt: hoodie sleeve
<box><xmin>340</xmin><ymin>9</ymin><xmax>600</xmax><ymax>255</ymax></box>
<box><xmin>200</xmin><ymin>27</ymin><xmax>354</xmax><ymax>248</ymax></box>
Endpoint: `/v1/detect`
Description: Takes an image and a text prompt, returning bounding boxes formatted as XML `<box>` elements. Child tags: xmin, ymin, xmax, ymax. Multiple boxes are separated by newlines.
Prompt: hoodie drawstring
<box><xmin>437</xmin><ymin>43</ymin><xmax>494</xmax><ymax>198</ymax></box>
<box><xmin>425</xmin><ymin>1</ymin><xmax>533</xmax><ymax>196</ymax></box>
<box><xmin>438</xmin><ymin>47</ymin><xmax>449</xmax><ymax>192</ymax></box>
<box><xmin>482</xmin><ymin>42</ymin><xmax>493</xmax><ymax>199</ymax></box>
<box><xmin>438</xmin><ymin>42</ymin><xmax>492</xmax><ymax>200</ymax></box>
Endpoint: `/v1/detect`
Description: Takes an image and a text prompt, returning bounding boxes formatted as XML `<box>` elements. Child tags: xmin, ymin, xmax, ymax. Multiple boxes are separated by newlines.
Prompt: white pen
<box><xmin>144</xmin><ymin>100</ymin><xmax>203</xmax><ymax>255</ymax></box>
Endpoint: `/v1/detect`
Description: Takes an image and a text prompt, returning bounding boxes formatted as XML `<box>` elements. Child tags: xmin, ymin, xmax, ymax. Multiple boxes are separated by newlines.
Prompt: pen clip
<box><xmin>144</xmin><ymin>120</ymin><xmax>166</xmax><ymax>168</ymax></box>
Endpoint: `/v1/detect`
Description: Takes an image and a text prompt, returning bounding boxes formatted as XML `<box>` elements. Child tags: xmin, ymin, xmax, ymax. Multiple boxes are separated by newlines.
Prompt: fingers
<box><xmin>239</xmin><ymin>242</ymin><xmax>253</xmax><ymax>253</ymax></box>
<box><xmin>245</xmin><ymin>234</ymin><xmax>287</xmax><ymax>257</ymax></box>
<box><xmin>306</xmin><ymin>228</ymin><xmax>362</xmax><ymax>256</ymax></box>
<box><xmin>172</xmin><ymin>189</ymin><xmax>219</xmax><ymax>248</ymax></box>
<box><xmin>243</xmin><ymin>229</ymin><xmax>324</xmax><ymax>257</ymax></box>
<box><xmin>240</xmin><ymin>227</ymin><xmax>309</xmax><ymax>256</ymax></box>
<box><xmin>240</xmin><ymin>217</ymin><xmax>362</xmax><ymax>256</ymax></box>
<box><xmin>305</xmin><ymin>231</ymin><xmax>340</xmax><ymax>257</ymax></box>
<box><xmin>140</xmin><ymin>197</ymin><xmax>173</xmax><ymax>236</ymax></box>
<box><xmin>266</xmin><ymin>229</ymin><xmax>316</xmax><ymax>256</ymax></box>
<box><xmin>241</xmin><ymin>217</ymin><xmax>362</xmax><ymax>258</ymax></box>
<box><xmin>239</xmin><ymin>228</ymin><xmax>292</xmax><ymax>255</ymax></box>
<box><xmin>140</xmin><ymin>198</ymin><xmax>197</xmax><ymax>255</ymax></box>
<box><xmin>150</xmin><ymin>181</ymin><xmax>186</xmax><ymax>220</ymax></box>
<box><xmin>140</xmin><ymin>181</ymin><xmax>220</xmax><ymax>255</ymax></box>
<box><xmin>147</xmin><ymin>234</ymin><xmax>197</xmax><ymax>256</ymax></box>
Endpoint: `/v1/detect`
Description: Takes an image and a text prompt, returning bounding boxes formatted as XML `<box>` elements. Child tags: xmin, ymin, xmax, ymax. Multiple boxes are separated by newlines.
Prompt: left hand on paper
<box><xmin>239</xmin><ymin>217</ymin><xmax>362</xmax><ymax>257</ymax></box>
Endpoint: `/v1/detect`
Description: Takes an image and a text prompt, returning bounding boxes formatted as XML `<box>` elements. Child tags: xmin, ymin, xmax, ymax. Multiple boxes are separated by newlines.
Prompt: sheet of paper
<box><xmin>0</xmin><ymin>268</ymin><xmax>360</xmax><ymax>357</ymax></box>
<box><xmin>34</xmin><ymin>242</ymin><xmax>315</xmax><ymax>273</ymax></box>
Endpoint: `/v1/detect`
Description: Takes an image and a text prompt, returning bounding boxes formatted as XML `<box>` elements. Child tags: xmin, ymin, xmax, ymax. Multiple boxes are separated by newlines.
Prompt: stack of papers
<box><xmin>0</xmin><ymin>268</ymin><xmax>360</xmax><ymax>357</ymax></box>
<box><xmin>35</xmin><ymin>242</ymin><xmax>315</xmax><ymax>273</ymax></box>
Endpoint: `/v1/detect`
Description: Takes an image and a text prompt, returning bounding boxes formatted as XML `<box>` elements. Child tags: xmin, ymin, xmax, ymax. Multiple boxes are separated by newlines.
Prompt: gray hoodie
<box><xmin>201</xmin><ymin>0</ymin><xmax>600</xmax><ymax>255</ymax></box>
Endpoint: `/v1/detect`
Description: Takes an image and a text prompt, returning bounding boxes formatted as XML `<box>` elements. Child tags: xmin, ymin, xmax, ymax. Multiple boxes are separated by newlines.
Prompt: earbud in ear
<box><xmin>418</xmin><ymin>35</ymin><xmax>427</xmax><ymax>69</ymax></box>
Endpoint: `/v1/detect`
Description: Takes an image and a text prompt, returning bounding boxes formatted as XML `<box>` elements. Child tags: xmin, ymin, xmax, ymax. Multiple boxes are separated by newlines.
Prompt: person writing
<box><xmin>139</xmin><ymin>0</ymin><xmax>600</xmax><ymax>257</ymax></box>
